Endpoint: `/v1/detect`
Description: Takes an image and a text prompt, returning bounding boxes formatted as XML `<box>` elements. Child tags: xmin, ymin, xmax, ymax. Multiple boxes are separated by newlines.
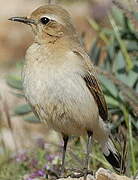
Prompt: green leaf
<box><xmin>111</xmin><ymin>7</ymin><xmax>124</xmax><ymax>27</ymax></box>
<box><xmin>114</xmin><ymin>51</ymin><xmax>125</xmax><ymax>71</ymax></box>
<box><xmin>89</xmin><ymin>39</ymin><xmax>101</xmax><ymax>65</ymax></box>
<box><xmin>24</xmin><ymin>115</ymin><xmax>40</xmax><ymax>123</ymax></box>
<box><xmin>127</xmin><ymin>41</ymin><xmax>138</xmax><ymax>51</ymax></box>
<box><xmin>14</xmin><ymin>104</ymin><xmax>32</xmax><ymax>115</ymax></box>
<box><xmin>99</xmin><ymin>75</ymin><xmax>118</xmax><ymax>98</ymax></box>
<box><xmin>133</xmin><ymin>12</ymin><xmax>138</xmax><ymax>21</ymax></box>
<box><xmin>116</xmin><ymin>69</ymin><xmax>138</xmax><ymax>87</ymax></box>
<box><xmin>108</xmin><ymin>14</ymin><xmax>133</xmax><ymax>71</ymax></box>
<box><xmin>102</xmin><ymin>28</ymin><xmax>114</xmax><ymax>36</ymax></box>
<box><xmin>7</xmin><ymin>75</ymin><xmax>23</xmax><ymax>90</ymax></box>
<box><xmin>12</xmin><ymin>92</ymin><xmax>25</xmax><ymax>98</ymax></box>
<box><xmin>87</xmin><ymin>18</ymin><xmax>109</xmax><ymax>44</ymax></box>
<box><xmin>105</xmin><ymin>95</ymin><xmax>119</xmax><ymax>107</ymax></box>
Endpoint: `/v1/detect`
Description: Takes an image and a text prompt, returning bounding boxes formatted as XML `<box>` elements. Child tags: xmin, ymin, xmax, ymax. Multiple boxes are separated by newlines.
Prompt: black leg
<box><xmin>61</xmin><ymin>135</ymin><xmax>69</xmax><ymax>176</ymax></box>
<box><xmin>84</xmin><ymin>131</ymin><xmax>93</xmax><ymax>180</ymax></box>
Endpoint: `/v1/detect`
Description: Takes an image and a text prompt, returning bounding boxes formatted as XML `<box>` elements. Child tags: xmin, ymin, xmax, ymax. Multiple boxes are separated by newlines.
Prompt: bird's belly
<box><xmin>22</xmin><ymin>66</ymin><xmax>99</xmax><ymax>136</ymax></box>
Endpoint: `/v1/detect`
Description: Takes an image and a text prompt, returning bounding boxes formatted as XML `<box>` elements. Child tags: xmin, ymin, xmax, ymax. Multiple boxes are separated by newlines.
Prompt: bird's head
<box><xmin>9</xmin><ymin>5</ymin><xmax>77</xmax><ymax>44</ymax></box>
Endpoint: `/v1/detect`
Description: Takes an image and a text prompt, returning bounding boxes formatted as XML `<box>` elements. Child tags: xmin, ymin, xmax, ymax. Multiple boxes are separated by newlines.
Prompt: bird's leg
<box><xmin>84</xmin><ymin>131</ymin><xmax>93</xmax><ymax>180</ymax></box>
<box><xmin>61</xmin><ymin>135</ymin><xmax>69</xmax><ymax>176</ymax></box>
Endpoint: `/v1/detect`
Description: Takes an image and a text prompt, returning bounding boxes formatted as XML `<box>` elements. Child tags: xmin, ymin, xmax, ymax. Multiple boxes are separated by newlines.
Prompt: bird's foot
<box><xmin>45</xmin><ymin>164</ymin><xmax>66</xmax><ymax>179</ymax></box>
<box><xmin>59</xmin><ymin>167</ymin><xmax>66</xmax><ymax>178</ymax></box>
<box><xmin>64</xmin><ymin>168</ymin><xmax>93</xmax><ymax>179</ymax></box>
<box><xmin>83</xmin><ymin>168</ymin><xmax>88</xmax><ymax>180</ymax></box>
<box><xmin>46</xmin><ymin>167</ymin><xmax>93</xmax><ymax>179</ymax></box>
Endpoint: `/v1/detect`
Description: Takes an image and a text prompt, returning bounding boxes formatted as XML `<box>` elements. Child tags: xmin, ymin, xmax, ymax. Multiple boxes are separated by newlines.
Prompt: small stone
<box><xmin>96</xmin><ymin>168</ymin><xmax>133</xmax><ymax>180</ymax></box>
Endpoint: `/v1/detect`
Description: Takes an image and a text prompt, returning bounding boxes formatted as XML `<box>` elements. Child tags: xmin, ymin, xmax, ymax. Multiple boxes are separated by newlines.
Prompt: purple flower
<box><xmin>44</xmin><ymin>164</ymin><xmax>49</xmax><ymax>169</ymax></box>
<box><xmin>30</xmin><ymin>172</ymin><xmax>37</xmax><ymax>178</ymax></box>
<box><xmin>30</xmin><ymin>159</ymin><xmax>38</xmax><ymax>168</ymax></box>
<box><xmin>26</xmin><ymin>178</ymin><xmax>33</xmax><ymax>180</ymax></box>
<box><xmin>46</xmin><ymin>154</ymin><xmax>55</xmax><ymax>162</ymax></box>
<box><xmin>29</xmin><ymin>169</ymin><xmax>46</xmax><ymax>179</ymax></box>
<box><xmin>16</xmin><ymin>153</ymin><xmax>29</xmax><ymax>162</ymax></box>
<box><xmin>37</xmin><ymin>169</ymin><xmax>45</xmax><ymax>176</ymax></box>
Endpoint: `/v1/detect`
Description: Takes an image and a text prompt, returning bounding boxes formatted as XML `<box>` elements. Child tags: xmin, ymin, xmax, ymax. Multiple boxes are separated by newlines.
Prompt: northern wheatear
<box><xmin>9</xmin><ymin>4</ymin><xmax>125</xmax><ymax>178</ymax></box>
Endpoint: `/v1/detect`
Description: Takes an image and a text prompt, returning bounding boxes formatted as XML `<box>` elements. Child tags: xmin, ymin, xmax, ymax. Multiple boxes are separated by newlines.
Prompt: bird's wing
<box><xmin>73</xmin><ymin>48</ymin><xmax>108</xmax><ymax>121</ymax></box>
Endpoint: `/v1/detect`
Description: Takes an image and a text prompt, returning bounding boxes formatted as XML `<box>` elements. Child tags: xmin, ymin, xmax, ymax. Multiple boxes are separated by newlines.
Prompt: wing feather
<box><xmin>73</xmin><ymin>48</ymin><xmax>108</xmax><ymax>121</ymax></box>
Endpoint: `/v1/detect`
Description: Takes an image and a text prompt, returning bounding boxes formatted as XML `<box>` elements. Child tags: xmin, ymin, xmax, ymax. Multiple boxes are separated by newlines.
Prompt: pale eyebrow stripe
<box><xmin>40</xmin><ymin>14</ymin><xmax>64</xmax><ymax>25</ymax></box>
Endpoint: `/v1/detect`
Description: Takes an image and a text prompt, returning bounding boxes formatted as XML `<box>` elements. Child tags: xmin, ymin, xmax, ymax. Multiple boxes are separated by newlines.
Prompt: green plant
<box><xmin>88</xmin><ymin>5</ymin><xmax>138</xmax><ymax>175</ymax></box>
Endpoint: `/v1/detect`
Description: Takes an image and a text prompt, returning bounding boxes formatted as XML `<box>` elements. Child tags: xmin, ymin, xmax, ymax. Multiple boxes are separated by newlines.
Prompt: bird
<box><xmin>9</xmin><ymin>4</ymin><xmax>125</xmax><ymax>178</ymax></box>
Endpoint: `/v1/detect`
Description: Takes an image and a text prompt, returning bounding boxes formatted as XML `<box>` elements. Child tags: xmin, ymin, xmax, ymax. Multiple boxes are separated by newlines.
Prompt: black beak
<box><xmin>8</xmin><ymin>17</ymin><xmax>36</xmax><ymax>25</ymax></box>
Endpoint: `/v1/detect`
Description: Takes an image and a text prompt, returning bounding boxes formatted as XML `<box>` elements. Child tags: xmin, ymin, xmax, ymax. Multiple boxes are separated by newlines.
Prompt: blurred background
<box><xmin>0</xmin><ymin>0</ymin><xmax>138</xmax><ymax>179</ymax></box>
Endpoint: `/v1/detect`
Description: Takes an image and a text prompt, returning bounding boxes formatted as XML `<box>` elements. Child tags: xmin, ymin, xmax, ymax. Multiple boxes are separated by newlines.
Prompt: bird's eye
<box><xmin>40</xmin><ymin>17</ymin><xmax>50</xmax><ymax>25</ymax></box>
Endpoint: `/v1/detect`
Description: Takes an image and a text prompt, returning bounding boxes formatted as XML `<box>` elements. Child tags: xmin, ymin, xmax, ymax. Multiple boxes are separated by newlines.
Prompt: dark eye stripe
<box><xmin>40</xmin><ymin>17</ymin><xmax>50</xmax><ymax>25</ymax></box>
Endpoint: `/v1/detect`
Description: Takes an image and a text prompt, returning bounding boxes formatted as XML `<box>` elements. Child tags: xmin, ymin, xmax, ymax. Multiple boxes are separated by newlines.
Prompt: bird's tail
<box><xmin>102</xmin><ymin>138</ymin><xmax>126</xmax><ymax>174</ymax></box>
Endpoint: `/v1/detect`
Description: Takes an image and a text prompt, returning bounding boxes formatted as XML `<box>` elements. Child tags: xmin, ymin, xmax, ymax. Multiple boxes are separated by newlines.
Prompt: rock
<box><xmin>96</xmin><ymin>168</ymin><xmax>132</xmax><ymax>180</ymax></box>
<box><xmin>57</xmin><ymin>174</ymin><xmax>94</xmax><ymax>180</ymax></box>
<box><xmin>56</xmin><ymin>168</ymin><xmax>133</xmax><ymax>180</ymax></box>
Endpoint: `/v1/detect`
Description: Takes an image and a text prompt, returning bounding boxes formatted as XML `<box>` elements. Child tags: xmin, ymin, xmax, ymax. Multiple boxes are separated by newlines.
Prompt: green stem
<box><xmin>108</xmin><ymin>14</ymin><xmax>133</xmax><ymax>71</ymax></box>
<box><xmin>87</xmin><ymin>18</ymin><xmax>109</xmax><ymax>45</ymax></box>
<box><xmin>120</xmin><ymin>105</ymin><xmax>136</xmax><ymax>175</ymax></box>
<box><xmin>128</xmin><ymin>116</ymin><xmax>136</xmax><ymax>175</ymax></box>
<box><xmin>120</xmin><ymin>104</ymin><xmax>129</xmax><ymax>128</ymax></box>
